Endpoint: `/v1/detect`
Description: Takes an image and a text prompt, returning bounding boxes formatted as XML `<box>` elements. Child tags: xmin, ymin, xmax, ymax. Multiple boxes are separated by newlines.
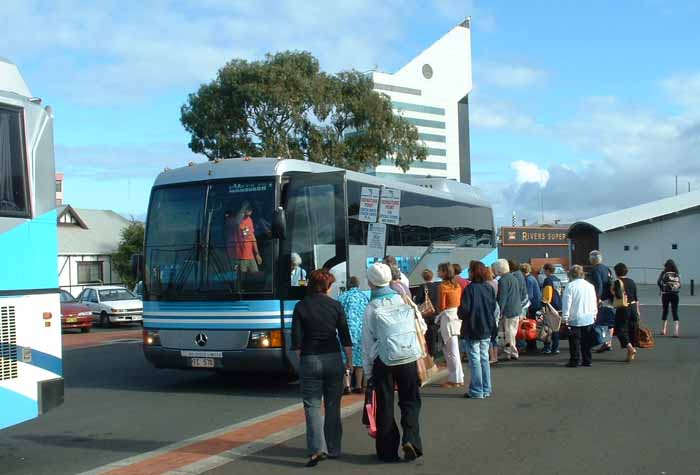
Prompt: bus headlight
<box><xmin>142</xmin><ymin>329</ymin><xmax>161</xmax><ymax>346</ymax></box>
<box><xmin>248</xmin><ymin>330</ymin><xmax>282</xmax><ymax>348</ymax></box>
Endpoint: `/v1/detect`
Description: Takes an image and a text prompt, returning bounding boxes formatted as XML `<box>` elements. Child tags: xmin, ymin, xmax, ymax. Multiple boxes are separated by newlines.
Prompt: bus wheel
<box><xmin>100</xmin><ymin>312</ymin><xmax>111</xmax><ymax>328</ymax></box>
<box><xmin>81</xmin><ymin>327</ymin><xmax>91</xmax><ymax>333</ymax></box>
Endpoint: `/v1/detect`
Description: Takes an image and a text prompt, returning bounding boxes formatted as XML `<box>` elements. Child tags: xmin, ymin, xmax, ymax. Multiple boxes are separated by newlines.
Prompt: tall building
<box><xmin>371</xmin><ymin>19</ymin><xmax>473</xmax><ymax>183</ymax></box>
<box><xmin>56</xmin><ymin>172</ymin><xmax>64</xmax><ymax>205</ymax></box>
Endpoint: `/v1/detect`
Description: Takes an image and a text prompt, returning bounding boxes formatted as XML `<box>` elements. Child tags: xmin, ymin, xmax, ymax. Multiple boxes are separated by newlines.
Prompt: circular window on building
<box><xmin>422</xmin><ymin>64</ymin><xmax>433</xmax><ymax>79</ymax></box>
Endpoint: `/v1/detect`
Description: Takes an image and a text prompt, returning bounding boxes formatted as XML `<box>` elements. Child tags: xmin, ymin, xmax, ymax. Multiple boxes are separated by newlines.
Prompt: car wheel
<box><xmin>81</xmin><ymin>327</ymin><xmax>91</xmax><ymax>333</ymax></box>
<box><xmin>100</xmin><ymin>312</ymin><xmax>111</xmax><ymax>328</ymax></box>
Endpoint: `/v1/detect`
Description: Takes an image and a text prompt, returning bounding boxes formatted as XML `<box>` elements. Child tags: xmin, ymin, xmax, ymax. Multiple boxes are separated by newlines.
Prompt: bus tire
<box><xmin>100</xmin><ymin>312</ymin><xmax>111</xmax><ymax>328</ymax></box>
<box><xmin>81</xmin><ymin>327</ymin><xmax>91</xmax><ymax>333</ymax></box>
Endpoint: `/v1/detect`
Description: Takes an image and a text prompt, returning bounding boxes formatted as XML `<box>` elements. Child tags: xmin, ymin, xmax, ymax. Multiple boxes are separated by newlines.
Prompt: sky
<box><xmin>3</xmin><ymin>0</ymin><xmax>700</xmax><ymax>226</ymax></box>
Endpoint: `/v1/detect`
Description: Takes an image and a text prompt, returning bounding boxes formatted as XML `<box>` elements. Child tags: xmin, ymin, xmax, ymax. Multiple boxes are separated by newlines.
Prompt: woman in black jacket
<box><xmin>458</xmin><ymin>261</ymin><xmax>497</xmax><ymax>399</ymax></box>
<box><xmin>291</xmin><ymin>269</ymin><xmax>353</xmax><ymax>467</ymax></box>
<box><xmin>414</xmin><ymin>268</ymin><xmax>440</xmax><ymax>357</ymax></box>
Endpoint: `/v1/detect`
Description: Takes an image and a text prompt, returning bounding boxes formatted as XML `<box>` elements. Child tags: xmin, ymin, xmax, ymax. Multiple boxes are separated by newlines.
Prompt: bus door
<box><xmin>281</xmin><ymin>172</ymin><xmax>348</xmax><ymax>364</ymax></box>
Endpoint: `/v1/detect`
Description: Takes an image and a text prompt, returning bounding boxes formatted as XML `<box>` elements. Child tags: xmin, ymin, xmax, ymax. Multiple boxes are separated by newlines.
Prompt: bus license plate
<box><xmin>191</xmin><ymin>358</ymin><xmax>215</xmax><ymax>368</ymax></box>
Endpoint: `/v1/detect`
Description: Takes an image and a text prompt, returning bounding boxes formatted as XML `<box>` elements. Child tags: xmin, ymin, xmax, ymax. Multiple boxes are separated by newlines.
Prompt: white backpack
<box><xmin>373</xmin><ymin>298</ymin><xmax>422</xmax><ymax>366</ymax></box>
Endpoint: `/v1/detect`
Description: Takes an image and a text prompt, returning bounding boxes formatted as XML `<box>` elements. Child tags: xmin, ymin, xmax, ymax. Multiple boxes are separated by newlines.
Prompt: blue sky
<box><xmin>3</xmin><ymin>0</ymin><xmax>700</xmax><ymax>225</ymax></box>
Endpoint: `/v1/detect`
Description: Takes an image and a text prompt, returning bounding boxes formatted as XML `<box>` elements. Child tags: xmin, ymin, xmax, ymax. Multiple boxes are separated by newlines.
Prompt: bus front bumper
<box><xmin>143</xmin><ymin>346</ymin><xmax>290</xmax><ymax>373</ymax></box>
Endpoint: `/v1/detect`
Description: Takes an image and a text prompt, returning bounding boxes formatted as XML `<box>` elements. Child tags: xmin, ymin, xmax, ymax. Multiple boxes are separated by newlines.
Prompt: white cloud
<box><xmin>661</xmin><ymin>72</ymin><xmax>700</xmax><ymax>108</ymax></box>
<box><xmin>511</xmin><ymin>161</ymin><xmax>550</xmax><ymax>187</ymax></box>
<box><xmin>477</xmin><ymin>62</ymin><xmax>545</xmax><ymax>89</ymax></box>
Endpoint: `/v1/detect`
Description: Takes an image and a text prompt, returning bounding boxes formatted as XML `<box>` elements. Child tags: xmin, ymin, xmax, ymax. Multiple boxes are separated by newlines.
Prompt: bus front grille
<box><xmin>1</xmin><ymin>305</ymin><xmax>18</xmax><ymax>381</ymax></box>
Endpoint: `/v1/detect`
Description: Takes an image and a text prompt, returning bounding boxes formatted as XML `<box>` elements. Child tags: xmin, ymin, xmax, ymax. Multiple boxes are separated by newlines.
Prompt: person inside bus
<box><xmin>225</xmin><ymin>201</ymin><xmax>262</xmax><ymax>274</ymax></box>
<box><xmin>290</xmin><ymin>252</ymin><xmax>307</xmax><ymax>287</ymax></box>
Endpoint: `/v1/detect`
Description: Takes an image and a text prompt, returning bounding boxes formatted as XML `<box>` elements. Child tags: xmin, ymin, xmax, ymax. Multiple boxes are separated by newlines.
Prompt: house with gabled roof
<box><xmin>57</xmin><ymin>205</ymin><xmax>132</xmax><ymax>295</ymax></box>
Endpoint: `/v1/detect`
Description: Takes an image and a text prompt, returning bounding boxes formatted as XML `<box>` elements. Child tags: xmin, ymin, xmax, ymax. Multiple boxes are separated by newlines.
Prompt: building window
<box><xmin>418</xmin><ymin>133</ymin><xmax>446</xmax><ymax>143</ymax></box>
<box><xmin>0</xmin><ymin>106</ymin><xmax>30</xmax><ymax>218</ymax></box>
<box><xmin>426</xmin><ymin>148</ymin><xmax>447</xmax><ymax>156</ymax></box>
<box><xmin>391</xmin><ymin>101</ymin><xmax>445</xmax><ymax>116</ymax></box>
<box><xmin>373</xmin><ymin>83</ymin><xmax>421</xmax><ymax>96</ymax></box>
<box><xmin>77</xmin><ymin>261</ymin><xmax>104</xmax><ymax>284</ymax></box>
<box><xmin>405</xmin><ymin>117</ymin><xmax>446</xmax><ymax>129</ymax></box>
<box><xmin>56</xmin><ymin>180</ymin><xmax>62</xmax><ymax>193</ymax></box>
<box><xmin>624</xmin><ymin>245</ymin><xmax>630</xmax><ymax>251</ymax></box>
<box><xmin>422</xmin><ymin>64</ymin><xmax>433</xmax><ymax>79</ymax></box>
<box><xmin>672</xmin><ymin>243</ymin><xmax>678</xmax><ymax>250</ymax></box>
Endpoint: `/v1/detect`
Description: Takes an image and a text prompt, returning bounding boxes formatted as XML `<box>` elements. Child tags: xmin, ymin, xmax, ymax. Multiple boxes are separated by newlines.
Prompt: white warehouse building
<box><xmin>371</xmin><ymin>19</ymin><xmax>472</xmax><ymax>183</ymax></box>
<box><xmin>568</xmin><ymin>190</ymin><xmax>700</xmax><ymax>285</ymax></box>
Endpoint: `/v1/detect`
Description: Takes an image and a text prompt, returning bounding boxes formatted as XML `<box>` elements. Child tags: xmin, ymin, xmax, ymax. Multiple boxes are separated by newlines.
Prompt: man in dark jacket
<box><xmin>495</xmin><ymin>259</ymin><xmax>522</xmax><ymax>360</ymax></box>
<box><xmin>459</xmin><ymin>261</ymin><xmax>497</xmax><ymax>398</ymax></box>
<box><xmin>589</xmin><ymin>250</ymin><xmax>615</xmax><ymax>352</ymax></box>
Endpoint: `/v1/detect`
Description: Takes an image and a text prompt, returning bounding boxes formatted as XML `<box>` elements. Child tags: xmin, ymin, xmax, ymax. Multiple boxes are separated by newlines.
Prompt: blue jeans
<box><xmin>543</xmin><ymin>331</ymin><xmax>560</xmax><ymax>353</ymax></box>
<box><xmin>300</xmin><ymin>353</ymin><xmax>344</xmax><ymax>456</ymax></box>
<box><xmin>466</xmin><ymin>338</ymin><xmax>492</xmax><ymax>398</ymax></box>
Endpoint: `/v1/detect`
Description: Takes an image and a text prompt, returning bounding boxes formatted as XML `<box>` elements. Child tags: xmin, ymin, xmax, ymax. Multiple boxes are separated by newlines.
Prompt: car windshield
<box><xmin>99</xmin><ymin>289</ymin><xmax>136</xmax><ymax>301</ymax></box>
<box><xmin>145</xmin><ymin>179</ymin><xmax>275</xmax><ymax>299</ymax></box>
<box><xmin>60</xmin><ymin>291</ymin><xmax>77</xmax><ymax>303</ymax></box>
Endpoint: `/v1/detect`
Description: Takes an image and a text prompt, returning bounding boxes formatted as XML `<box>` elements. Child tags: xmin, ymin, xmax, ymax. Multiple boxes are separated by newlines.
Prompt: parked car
<box><xmin>77</xmin><ymin>285</ymin><xmax>143</xmax><ymax>327</ymax></box>
<box><xmin>537</xmin><ymin>264</ymin><xmax>570</xmax><ymax>288</ymax></box>
<box><xmin>60</xmin><ymin>290</ymin><xmax>93</xmax><ymax>333</ymax></box>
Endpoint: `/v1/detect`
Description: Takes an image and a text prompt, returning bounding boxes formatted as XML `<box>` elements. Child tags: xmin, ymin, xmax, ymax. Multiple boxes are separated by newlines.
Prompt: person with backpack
<box><xmin>657</xmin><ymin>259</ymin><xmax>681</xmax><ymax>337</ymax></box>
<box><xmin>540</xmin><ymin>263</ymin><xmax>563</xmax><ymax>355</ymax></box>
<box><xmin>612</xmin><ymin>263</ymin><xmax>640</xmax><ymax>363</ymax></box>
<box><xmin>589</xmin><ymin>250</ymin><xmax>616</xmax><ymax>352</ymax></box>
<box><xmin>362</xmin><ymin>263</ymin><xmax>425</xmax><ymax>462</ymax></box>
<box><xmin>436</xmin><ymin>262</ymin><xmax>465</xmax><ymax>388</ymax></box>
<box><xmin>291</xmin><ymin>269</ymin><xmax>353</xmax><ymax>467</ymax></box>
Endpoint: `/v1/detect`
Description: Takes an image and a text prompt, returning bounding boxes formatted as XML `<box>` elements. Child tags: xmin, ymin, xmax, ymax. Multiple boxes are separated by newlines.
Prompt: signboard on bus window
<box><xmin>359</xmin><ymin>187</ymin><xmax>380</xmax><ymax>222</ymax></box>
<box><xmin>366</xmin><ymin>223</ymin><xmax>387</xmax><ymax>258</ymax></box>
<box><xmin>378</xmin><ymin>188</ymin><xmax>401</xmax><ymax>225</ymax></box>
<box><xmin>500</xmin><ymin>226</ymin><xmax>569</xmax><ymax>246</ymax></box>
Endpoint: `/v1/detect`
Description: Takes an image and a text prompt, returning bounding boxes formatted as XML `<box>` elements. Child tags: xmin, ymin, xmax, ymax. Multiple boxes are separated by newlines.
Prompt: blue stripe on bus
<box><xmin>0</xmin><ymin>387</ymin><xmax>38</xmax><ymax>429</ymax></box>
<box><xmin>143</xmin><ymin>321</ymin><xmax>285</xmax><ymax>330</ymax></box>
<box><xmin>0</xmin><ymin>209</ymin><xmax>58</xmax><ymax>291</ymax></box>
<box><xmin>144</xmin><ymin>315</ymin><xmax>289</xmax><ymax>320</ymax></box>
<box><xmin>143</xmin><ymin>300</ymin><xmax>284</xmax><ymax>312</ymax></box>
<box><xmin>12</xmin><ymin>346</ymin><xmax>63</xmax><ymax>377</ymax></box>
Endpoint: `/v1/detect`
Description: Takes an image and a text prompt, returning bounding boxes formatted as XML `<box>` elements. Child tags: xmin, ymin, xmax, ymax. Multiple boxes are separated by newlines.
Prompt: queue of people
<box><xmin>290</xmin><ymin>251</ymin><xmax>676</xmax><ymax>466</ymax></box>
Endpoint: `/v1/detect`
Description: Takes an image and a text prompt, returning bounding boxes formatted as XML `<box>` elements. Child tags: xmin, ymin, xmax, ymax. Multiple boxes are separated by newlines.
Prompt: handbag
<box><xmin>635</xmin><ymin>309</ymin><xmax>655</xmax><ymax>349</ymax></box>
<box><xmin>418</xmin><ymin>285</ymin><xmax>436</xmax><ymax>318</ymax></box>
<box><xmin>542</xmin><ymin>303</ymin><xmax>562</xmax><ymax>331</ymax></box>
<box><xmin>516</xmin><ymin>319</ymin><xmax>538</xmax><ymax>341</ymax></box>
<box><xmin>362</xmin><ymin>382</ymin><xmax>378</xmax><ymax>439</ymax></box>
<box><xmin>402</xmin><ymin>293</ymin><xmax>433</xmax><ymax>385</ymax></box>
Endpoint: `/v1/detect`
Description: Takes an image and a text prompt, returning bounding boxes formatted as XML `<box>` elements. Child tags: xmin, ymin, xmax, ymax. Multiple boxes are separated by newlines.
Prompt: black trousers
<box><xmin>615</xmin><ymin>306</ymin><xmax>639</xmax><ymax>347</ymax></box>
<box><xmin>661</xmin><ymin>293</ymin><xmax>680</xmax><ymax>321</ymax></box>
<box><xmin>568</xmin><ymin>324</ymin><xmax>594</xmax><ymax>366</ymax></box>
<box><xmin>372</xmin><ymin>358</ymin><xmax>423</xmax><ymax>461</ymax></box>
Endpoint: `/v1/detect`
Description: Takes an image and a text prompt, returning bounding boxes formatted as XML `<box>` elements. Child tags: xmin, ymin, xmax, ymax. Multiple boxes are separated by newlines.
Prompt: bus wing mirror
<box><xmin>272</xmin><ymin>208</ymin><xmax>287</xmax><ymax>239</ymax></box>
<box><xmin>131</xmin><ymin>254</ymin><xmax>144</xmax><ymax>280</ymax></box>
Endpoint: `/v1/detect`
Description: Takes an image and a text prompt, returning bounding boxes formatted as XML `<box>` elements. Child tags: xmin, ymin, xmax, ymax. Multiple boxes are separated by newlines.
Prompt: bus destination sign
<box><xmin>501</xmin><ymin>226</ymin><xmax>569</xmax><ymax>247</ymax></box>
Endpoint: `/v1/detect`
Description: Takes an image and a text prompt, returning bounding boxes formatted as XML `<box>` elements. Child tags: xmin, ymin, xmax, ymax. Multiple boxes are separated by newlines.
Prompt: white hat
<box><xmin>367</xmin><ymin>262</ymin><xmax>392</xmax><ymax>287</ymax></box>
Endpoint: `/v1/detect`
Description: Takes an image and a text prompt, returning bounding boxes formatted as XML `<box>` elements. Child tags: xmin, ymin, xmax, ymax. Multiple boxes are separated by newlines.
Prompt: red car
<box><xmin>60</xmin><ymin>290</ymin><xmax>93</xmax><ymax>333</ymax></box>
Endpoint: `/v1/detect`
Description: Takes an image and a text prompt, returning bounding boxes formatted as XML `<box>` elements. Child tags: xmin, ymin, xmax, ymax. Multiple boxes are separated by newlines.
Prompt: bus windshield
<box><xmin>145</xmin><ymin>179</ymin><xmax>275</xmax><ymax>299</ymax></box>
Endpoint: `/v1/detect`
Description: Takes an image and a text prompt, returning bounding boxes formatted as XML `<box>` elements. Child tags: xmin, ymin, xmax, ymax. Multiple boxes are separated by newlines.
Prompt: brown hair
<box><xmin>485</xmin><ymin>266</ymin><xmax>495</xmax><ymax>281</ymax></box>
<box><xmin>438</xmin><ymin>262</ymin><xmax>458</xmax><ymax>288</ymax></box>
<box><xmin>542</xmin><ymin>263</ymin><xmax>555</xmax><ymax>274</ymax></box>
<box><xmin>452</xmin><ymin>263</ymin><xmax>462</xmax><ymax>275</ymax></box>
<box><xmin>508</xmin><ymin>259</ymin><xmax>519</xmax><ymax>272</ymax></box>
<box><xmin>422</xmin><ymin>269</ymin><xmax>434</xmax><ymax>282</ymax></box>
<box><xmin>348</xmin><ymin>276</ymin><xmax>360</xmax><ymax>289</ymax></box>
<box><xmin>469</xmin><ymin>261</ymin><xmax>489</xmax><ymax>283</ymax></box>
<box><xmin>307</xmin><ymin>269</ymin><xmax>335</xmax><ymax>294</ymax></box>
<box><xmin>383</xmin><ymin>255</ymin><xmax>397</xmax><ymax>267</ymax></box>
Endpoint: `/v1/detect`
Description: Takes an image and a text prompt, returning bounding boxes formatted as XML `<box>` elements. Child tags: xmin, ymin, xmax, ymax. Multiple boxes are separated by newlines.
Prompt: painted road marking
<box><xmin>77</xmin><ymin>367</ymin><xmax>447</xmax><ymax>475</ymax></box>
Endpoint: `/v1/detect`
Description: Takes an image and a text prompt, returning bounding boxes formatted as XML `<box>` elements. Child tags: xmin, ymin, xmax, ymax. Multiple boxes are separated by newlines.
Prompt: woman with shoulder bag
<box><xmin>414</xmin><ymin>269</ymin><xmax>439</xmax><ymax>357</ymax></box>
<box><xmin>436</xmin><ymin>262</ymin><xmax>464</xmax><ymax>388</ymax></box>
<box><xmin>612</xmin><ymin>263</ymin><xmax>640</xmax><ymax>362</ymax></box>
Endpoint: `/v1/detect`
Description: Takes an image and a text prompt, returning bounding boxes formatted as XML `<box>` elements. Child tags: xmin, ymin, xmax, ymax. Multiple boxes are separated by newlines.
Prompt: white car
<box><xmin>77</xmin><ymin>285</ymin><xmax>144</xmax><ymax>327</ymax></box>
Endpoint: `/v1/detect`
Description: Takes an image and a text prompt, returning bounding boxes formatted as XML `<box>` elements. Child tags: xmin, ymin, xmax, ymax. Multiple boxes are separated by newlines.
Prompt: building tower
<box><xmin>371</xmin><ymin>19</ymin><xmax>473</xmax><ymax>183</ymax></box>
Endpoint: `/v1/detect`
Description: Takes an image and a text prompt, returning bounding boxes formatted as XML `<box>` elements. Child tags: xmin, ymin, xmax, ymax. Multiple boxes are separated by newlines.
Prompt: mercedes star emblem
<box><xmin>195</xmin><ymin>333</ymin><xmax>208</xmax><ymax>347</ymax></box>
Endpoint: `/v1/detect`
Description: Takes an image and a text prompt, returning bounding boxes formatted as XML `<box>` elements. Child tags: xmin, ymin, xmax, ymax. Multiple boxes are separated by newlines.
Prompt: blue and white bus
<box><xmin>0</xmin><ymin>58</ymin><xmax>63</xmax><ymax>429</ymax></box>
<box><xmin>141</xmin><ymin>157</ymin><xmax>496</xmax><ymax>373</ymax></box>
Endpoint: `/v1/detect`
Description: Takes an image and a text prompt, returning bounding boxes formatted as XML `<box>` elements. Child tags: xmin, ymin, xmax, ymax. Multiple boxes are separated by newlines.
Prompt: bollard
<box><xmin>691</xmin><ymin>279</ymin><xmax>695</xmax><ymax>296</ymax></box>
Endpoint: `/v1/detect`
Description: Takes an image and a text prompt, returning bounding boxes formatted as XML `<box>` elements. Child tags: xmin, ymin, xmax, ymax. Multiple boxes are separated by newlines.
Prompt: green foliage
<box><xmin>181</xmin><ymin>51</ymin><xmax>427</xmax><ymax>171</ymax></box>
<box><xmin>112</xmin><ymin>222</ymin><xmax>145</xmax><ymax>289</ymax></box>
